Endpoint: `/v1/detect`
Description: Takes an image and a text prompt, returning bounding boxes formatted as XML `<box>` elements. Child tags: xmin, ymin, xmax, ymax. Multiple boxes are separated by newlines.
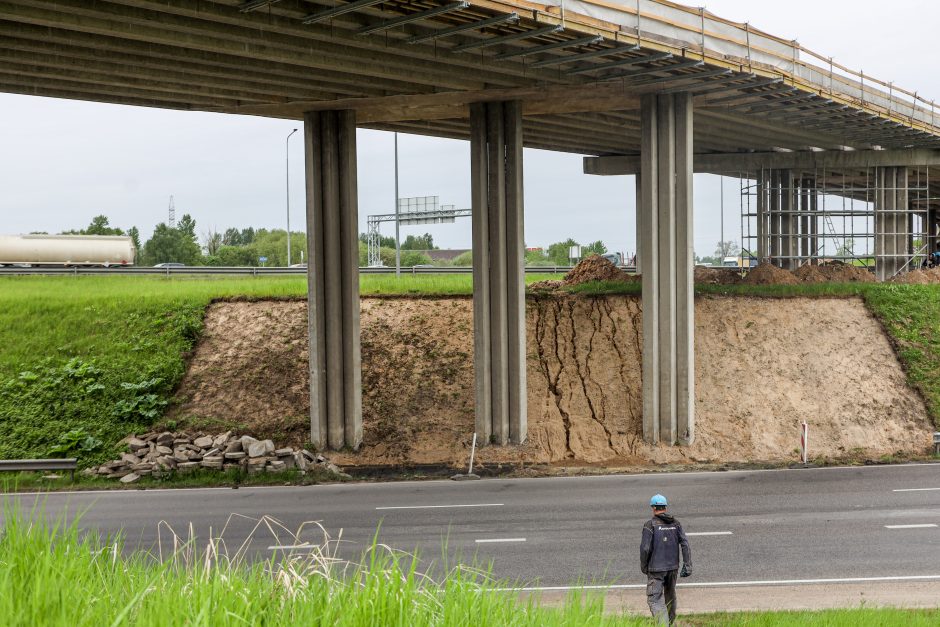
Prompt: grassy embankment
<box><xmin>0</xmin><ymin>274</ymin><xmax>552</xmax><ymax>470</ymax></box>
<box><xmin>1</xmin><ymin>509</ymin><xmax>937</xmax><ymax>627</ymax></box>
<box><xmin>1</xmin><ymin>274</ymin><xmax>939</xmax><ymax>477</ymax></box>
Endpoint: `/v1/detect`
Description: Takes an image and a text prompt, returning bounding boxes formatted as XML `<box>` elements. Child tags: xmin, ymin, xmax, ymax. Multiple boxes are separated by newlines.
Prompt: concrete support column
<box><xmin>756</xmin><ymin>170</ymin><xmax>768</xmax><ymax>262</ymax></box>
<box><xmin>470</xmin><ymin>101</ymin><xmax>527</xmax><ymax>446</ymax></box>
<box><xmin>799</xmin><ymin>178</ymin><xmax>810</xmax><ymax>265</ymax></box>
<box><xmin>639</xmin><ymin>92</ymin><xmax>694</xmax><ymax>446</ymax></box>
<box><xmin>304</xmin><ymin>109</ymin><xmax>362</xmax><ymax>450</ymax></box>
<box><xmin>875</xmin><ymin>166</ymin><xmax>910</xmax><ymax>279</ymax></box>
<box><xmin>808</xmin><ymin>179</ymin><xmax>819</xmax><ymax>264</ymax></box>
<box><xmin>779</xmin><ymin>169</ymin><xmax>796</xmax><ymax>270</ymax></box>
<box><xmin>769</xmin><ymin>170</ymin><xmax>781</xmax><ymax>264</ymax></box>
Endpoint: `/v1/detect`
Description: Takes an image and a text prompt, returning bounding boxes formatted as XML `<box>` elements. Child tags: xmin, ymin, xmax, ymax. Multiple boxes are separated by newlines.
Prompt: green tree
<box><xmin>359</xmin><ymin>233</ymin><xmax>396</xmax><ymax>249</ymax></box>
<box><xmin>222</xmin><ymin>228</ymin><xmax>242</xmax><ymax>246</ymax></box>
<box><xmin>127</xmin><ymin>227</ymin><xmax>142</xmax><ymax>262</ymax></box>
<box><xmin>582</xmin><ymin>240</ymin><xmax>607</xmax><ymax>256</ymax></box>
<box><xmin>714</xmin><ymin>240</ymin><xmax>738</xmax><ymax>259</ymax></box>
<box><xmin>140</xmin><ymin>223</ymin><xmax>202</xmax><ymax>265</ymax></box>
<box><xmin>177</xmin><ymin>214</ymin><xmax>197</xmax><ymax>239</ymax></box>
<box><xmin>546</xmin><ymin>238</ymin><xmax>579</xmax><ymax>265</ymax></box>
<box><xmin>401</xmin><ymin>233</ymin><xmax>435</xmax><ymax>250</ymax></box>
<box><xmin>203</xmin><ymin>228</ymin><xmax>223</xmax><ymax>256</ymax></box>
<box><xmin>63</xmin><ymin>215</ymin><xmax>124</xmax><ymax>236</ymax></box>
<box><xmin>452</xmin><ymin>250</ymin><xmax>472</xmax><ymax>265</ymax></box>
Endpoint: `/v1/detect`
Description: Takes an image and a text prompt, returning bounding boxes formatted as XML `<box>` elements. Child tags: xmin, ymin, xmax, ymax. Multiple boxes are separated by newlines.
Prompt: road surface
<box><xmin>5</xmin><ymin>463</ymin><xmax>940</xmax><ymax>612</ymax></box>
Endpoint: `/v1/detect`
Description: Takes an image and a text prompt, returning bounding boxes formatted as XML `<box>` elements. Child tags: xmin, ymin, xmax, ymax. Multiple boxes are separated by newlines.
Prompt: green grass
<box><xmin>0</xmin><ymin>508</ymin><xmax>936</xmax><ymax>626</ymax></box>
<box><xmin>0</xmin><ymin>274</ymin><xmax>559</xmax><ymax>467</ymax></box>
<box><xmin>1</xmin><ymin>274</ymin><xmax>938</xmax><ymax>472</ymax></box>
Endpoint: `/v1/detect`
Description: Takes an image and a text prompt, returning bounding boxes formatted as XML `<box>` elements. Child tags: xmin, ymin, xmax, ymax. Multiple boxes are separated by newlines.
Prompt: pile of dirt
<box><xmin>170</xmin><ymin>295</ymin><xmax>934</xmax><ymax>468</ymax></box>
<box><xmin>564</xmin><ymin>255</ymin><xmax>634</xmax><ymax>286</ymax></box>
<box><xmin>694</xmin><ymin>266</ymin><xmax>744</xmax><ymax>285</ymax></box>
<box><xmin>743</xmin><ymin>263</ymin><xmax>800</xmax><ymax>285</ymax></box>
<box><xmin>528</xmin><ymin>279</ymin><xmax>565</xmax><ymax>291</ymax></box>
<box><xmin>892</xmin><ymin>267</ymin><xmax>940</xmax><ymax>284</ymax></box>
<box><xmin>792</xmin><ymin>264</ymin><xmax>827</xmax><ymax>283</ymax></box>
<box><xmin>816</xmin><ymin>262</ymin><xmax>876</xmax><ymax>283</ymax></box>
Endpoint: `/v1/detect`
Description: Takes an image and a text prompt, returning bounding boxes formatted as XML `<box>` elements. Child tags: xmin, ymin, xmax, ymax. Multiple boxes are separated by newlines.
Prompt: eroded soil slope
<box><xmin>170</xmin><ymin>296</ymin><xmax>934</xmax><ymax>467</ymax></box>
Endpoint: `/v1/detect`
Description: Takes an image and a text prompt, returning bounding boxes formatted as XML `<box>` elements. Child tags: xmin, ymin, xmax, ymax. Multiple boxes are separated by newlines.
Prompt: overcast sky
<box><xmin>1</xmin><ymin>0</ymin><xmax>938</xmax><ymax>258</ymax></box>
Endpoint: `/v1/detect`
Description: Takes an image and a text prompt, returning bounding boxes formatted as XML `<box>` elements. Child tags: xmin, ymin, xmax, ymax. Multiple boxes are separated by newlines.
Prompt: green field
<box><xmin>0</xmin><ymin>508</ymin><xmax>936</xmax><ymax>626</ymax></box>
<box><xmin>1</xmin><ymin>274</ymin><xmax>939</xmax><ymax>468</ymax></box>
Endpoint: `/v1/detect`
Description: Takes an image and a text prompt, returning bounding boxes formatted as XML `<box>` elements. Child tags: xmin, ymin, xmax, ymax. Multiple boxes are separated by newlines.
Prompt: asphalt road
<box><xmin>4</xmin><ymin>463</ymin><xmax>940</xmax><ymax>591</ymax></box>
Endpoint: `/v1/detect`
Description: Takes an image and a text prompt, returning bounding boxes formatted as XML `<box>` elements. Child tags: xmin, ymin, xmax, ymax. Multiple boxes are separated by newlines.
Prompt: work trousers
<box><xmin>646</xmin><ymin>569</ymin><xmax>678</xmax><ymax>626</ymax></box>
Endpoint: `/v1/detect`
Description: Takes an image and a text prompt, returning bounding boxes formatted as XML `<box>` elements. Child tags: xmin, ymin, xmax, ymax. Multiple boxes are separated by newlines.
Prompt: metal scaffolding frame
<box><xmin>730</xmin><ymin>165</ymin><xmax>940</xmax><ymax>278</ymax></box>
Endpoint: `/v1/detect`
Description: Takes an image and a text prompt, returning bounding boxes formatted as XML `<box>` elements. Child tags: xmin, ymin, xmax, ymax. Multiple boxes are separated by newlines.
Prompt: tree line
<box><xmin>54</xmin><ymin>215</ymin><xmax>623</xmax><ymax>267</ymax></box>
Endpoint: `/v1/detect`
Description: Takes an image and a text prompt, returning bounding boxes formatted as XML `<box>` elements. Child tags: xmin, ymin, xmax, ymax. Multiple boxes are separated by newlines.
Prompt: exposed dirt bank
<box><xmin>170</xmin><ymin>296</ymin><xmax>933</xmax><ymax>468</ymax></box>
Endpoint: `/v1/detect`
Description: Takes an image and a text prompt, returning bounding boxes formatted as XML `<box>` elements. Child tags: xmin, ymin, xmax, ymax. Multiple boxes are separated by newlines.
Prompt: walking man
<box><xmin>640</xmin><ymin>494</ymin><xmax>692</xmax><ymax>626</ymax></box>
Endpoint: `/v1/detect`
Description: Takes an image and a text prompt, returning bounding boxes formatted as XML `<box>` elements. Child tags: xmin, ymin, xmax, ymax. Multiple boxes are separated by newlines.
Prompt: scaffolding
<box><xmin>731</xmin><ymin>165</ymin><xmax>940</xmax><ymax>279</ymax></box>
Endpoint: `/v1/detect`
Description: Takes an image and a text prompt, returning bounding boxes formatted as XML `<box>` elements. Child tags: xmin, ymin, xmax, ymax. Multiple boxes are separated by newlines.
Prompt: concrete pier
<box><xmin>639</xmin><ymin>93</ymin><xmax>694</xmax><ymax>445</ymax></box>
<box><xmin>304</xmin><ymin>110</ymin><xmax>362</xmax><ymax>450</ymax></box>
<box><xmin>470</xmin><ymin>101</ymin><xmax>527</xmax><ymax>446</ymax></box>
<box><xmin>875</xmin><ymin>166</ymin><xmax>910</xmax><ymax>280</ymax></box>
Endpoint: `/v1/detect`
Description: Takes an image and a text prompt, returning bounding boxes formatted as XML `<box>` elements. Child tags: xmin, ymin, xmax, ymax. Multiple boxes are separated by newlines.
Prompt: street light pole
<box><xmin>286</xmin><ymin>128</ymin><xmax>299</xmax><ymax>267</ymax></box>
<box><xmin>394</xmin><ymin>132</ymin><xmax>401</xmax><ymax>278</ymax></box>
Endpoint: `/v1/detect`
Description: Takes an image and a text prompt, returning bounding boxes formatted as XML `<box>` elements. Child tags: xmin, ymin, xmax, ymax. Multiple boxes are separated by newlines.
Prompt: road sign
<box><xmin>259</xmin><ymin>256</ymin><xmax>268</xmax><ymax>263</ymax></box>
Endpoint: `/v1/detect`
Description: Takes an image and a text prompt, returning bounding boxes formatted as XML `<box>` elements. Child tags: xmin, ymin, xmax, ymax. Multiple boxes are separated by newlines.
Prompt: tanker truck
<box><xmin>0</xmin><ymin>234</ymin><xmax>136</xmax><ymax>267</ymax></box>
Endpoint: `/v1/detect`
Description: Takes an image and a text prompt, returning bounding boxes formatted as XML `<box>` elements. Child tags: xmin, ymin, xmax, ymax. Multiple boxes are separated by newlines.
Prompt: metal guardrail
<box><xmin>0</xmin><ymin>458</ymin><xmax>77</xmax><ymax>480</ymax></box>
<box><xmin>0</xmin><ymin>265</ymin><xmax>580</xmax><ymax>276</ymax></box>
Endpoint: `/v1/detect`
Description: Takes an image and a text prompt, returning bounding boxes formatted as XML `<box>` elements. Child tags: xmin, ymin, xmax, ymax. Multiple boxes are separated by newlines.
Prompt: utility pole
<box><xmin>286</xmin><ymin>128</ymin><xmax>299</xmax><ymax>266</ymax></box>
<box><xmin>394</xmin><ymin>132</ymin><xmax>401</xmax><ymax>278</ymax></box>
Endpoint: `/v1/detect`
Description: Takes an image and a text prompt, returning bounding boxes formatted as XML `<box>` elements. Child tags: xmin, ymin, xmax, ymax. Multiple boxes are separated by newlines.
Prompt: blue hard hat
<box><xmin>650</xmin><ymin>494</ymin><xmax>668</xmax><ymax>507</ymax></box>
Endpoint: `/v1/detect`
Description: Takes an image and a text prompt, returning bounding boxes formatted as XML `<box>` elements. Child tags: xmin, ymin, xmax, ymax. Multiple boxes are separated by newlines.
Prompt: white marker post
<box><xmin>800</xmin><ymin>421</ymin><xmax>809</xmax><ymax>464</ymax></box>
<box><xmin>451</xmin><ymin>432</ymin><xmax>481</xmax><ymax>481</ymax></box>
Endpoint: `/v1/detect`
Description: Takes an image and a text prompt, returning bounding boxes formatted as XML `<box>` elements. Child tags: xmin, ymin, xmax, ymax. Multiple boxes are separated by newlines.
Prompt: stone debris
<box><xmin>92</xmin><ymin>431</ymin><xmax>344</xmax><ymax>481</ymax></box>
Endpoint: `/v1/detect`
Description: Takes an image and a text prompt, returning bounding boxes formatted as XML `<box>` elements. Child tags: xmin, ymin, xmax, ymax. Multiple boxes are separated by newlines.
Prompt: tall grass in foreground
<box><xmin>0</xmin><ymin>509</ymin><xmax>635</xmax><ymax>627</ymax></box>
<box><xmin>0</xmin><ymin>508</ymin><xmax>937</xmax><ymax>626</ymax></box>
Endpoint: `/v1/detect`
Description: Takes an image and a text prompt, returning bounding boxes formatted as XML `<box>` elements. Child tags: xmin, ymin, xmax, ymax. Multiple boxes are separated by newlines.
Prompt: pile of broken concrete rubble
<box><xmin>85</xmin><ymin>431</ymin><xmax>346</xmax><ymax>483</ymax></box>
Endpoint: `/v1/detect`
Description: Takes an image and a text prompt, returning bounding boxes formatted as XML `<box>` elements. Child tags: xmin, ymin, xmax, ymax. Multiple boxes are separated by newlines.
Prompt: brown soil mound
<box><xmin>792</xmin><ymin>264</ymin><xmax>827</xmax><ymax>283</ymax></box>
<box><xmin>528</xmin><ymin>279</ymin><xmax>565</xmax><ymax>291</ymax></box>
<box><xmin>817</xmin><ymin>262</ymin><xmax>876</xmax><ymax>283</ymax></box>
<box><xmin>892</xmin><ymin>267</ymin><xmax>940</xmax><ymax>284</ymax></box>
<box><xmin>694</xmin><ymin>266</ymin><xmax>744</xmax><ymax>285</ymax></box>
<box><xmin>171</xmin><ymin>296</ymin><xmax>933</xmax><ymax>468</ymax></box>
<box><xmin>743</xmin><ymin>263</ymin><xmax>800</xmax><ymax>285</ymax></box>
<box><xmin>564</xmin><ymin>255</ymin><xmax>633</xmax><ymax>286</ymax></box>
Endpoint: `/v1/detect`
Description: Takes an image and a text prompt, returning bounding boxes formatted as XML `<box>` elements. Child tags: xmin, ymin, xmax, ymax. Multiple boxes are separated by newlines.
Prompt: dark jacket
<box><xmin>640</xmin><ymin>513</ymin><xmax>691</xmax><ymax>574</ymax></box>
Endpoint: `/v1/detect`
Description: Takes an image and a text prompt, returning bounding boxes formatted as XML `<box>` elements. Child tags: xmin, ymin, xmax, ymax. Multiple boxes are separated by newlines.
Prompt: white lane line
<box><xmin>268</xmin><ymin>545</ymin><xmax>316</xmax><ymax>551</ymax></box>
<box><xmin>686</xmin><ymin>531</ymin><xmax>733</xmax><ymax>536</ymax></box>
<box><xmin>375</xmin><ymin>503</ymin><xmax>503</xmax><ymax>510</ymax></box>
<box><xmin>884</xmin><ymin>524</ymin><xmax>938</xmax><ymax>529</ymax></box>
<box><xmin>893</xmin><ymin>487</ymin><xmax>940</xmax><ymax>492</ymax></box>
<box><xmin>503</xmin><ymin>574</ymin><xmax>940</xmax><ymax>592</ymax></box>
<box><xmin>475</xmin><ymin>538</ymin><xmax>526</xmax><ymax>544</ymax></box>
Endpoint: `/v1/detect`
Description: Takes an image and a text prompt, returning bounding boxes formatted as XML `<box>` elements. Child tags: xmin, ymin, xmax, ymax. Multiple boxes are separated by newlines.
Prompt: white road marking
<box><xmin>268</xmin><ymin>545</ymin><xmax>316</xmax><ymax>551</ymax></box>
<box><xmin>686</xmin><ymin>531</ymin><xmax>733</xmax><ymax>536</ymax></box>
<box><xmin>475</xmin><ymin>538</ymin><xmax>526</xmax><ymax>544</ymax></box>
<box><xmin>503</xmin><ymin>574</ymin><xmax>940</xmax><ymax>592</ymax></box>
<box><xmin>884</xmin><ymin>524</ymin><xmax>938</xmax><ymax>529</ymax></box>
<box><xmin>375</xmin><ymin>503</ymin><xmax>503</xmax><ymax>510</ymax></box>
<box><xmin>893</xmin><ymin>487</ymin><xmax>940</xmax><ymax>492</ymax></box>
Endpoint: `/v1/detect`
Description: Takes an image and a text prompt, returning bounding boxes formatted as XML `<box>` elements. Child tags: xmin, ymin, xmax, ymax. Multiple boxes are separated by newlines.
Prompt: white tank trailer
<box><xmin>0</xmin><ymin>234</ymin><xmax>136</xmax><ymax>267</ymax></box>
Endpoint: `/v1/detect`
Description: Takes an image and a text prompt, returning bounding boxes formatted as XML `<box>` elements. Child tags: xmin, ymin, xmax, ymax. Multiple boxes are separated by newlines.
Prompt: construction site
<box><xmin>4</xmin><ymin>0</ymin><xmax>940</xmax><ymax>466</ymax></box>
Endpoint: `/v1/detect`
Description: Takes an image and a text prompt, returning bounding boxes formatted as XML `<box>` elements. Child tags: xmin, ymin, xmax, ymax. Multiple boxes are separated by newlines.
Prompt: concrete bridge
<box><xmin>3</xmin><ymin>0</ymin><xmax>939</xmax><ymax>450</ymax></box>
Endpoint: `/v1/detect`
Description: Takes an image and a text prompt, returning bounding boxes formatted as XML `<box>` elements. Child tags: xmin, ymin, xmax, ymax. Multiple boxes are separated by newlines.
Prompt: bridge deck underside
<box><xmin>1</xmin><ymin>0</ymin><xmax>939</xmax><ymax>155</ymax></box>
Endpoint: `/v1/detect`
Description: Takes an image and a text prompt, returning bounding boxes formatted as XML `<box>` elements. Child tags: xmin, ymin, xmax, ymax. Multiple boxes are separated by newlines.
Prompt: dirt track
<box><xmin>169</xmin><ymin>295</ymin><xmax>934</xmax><ymax>467</ymax></box>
